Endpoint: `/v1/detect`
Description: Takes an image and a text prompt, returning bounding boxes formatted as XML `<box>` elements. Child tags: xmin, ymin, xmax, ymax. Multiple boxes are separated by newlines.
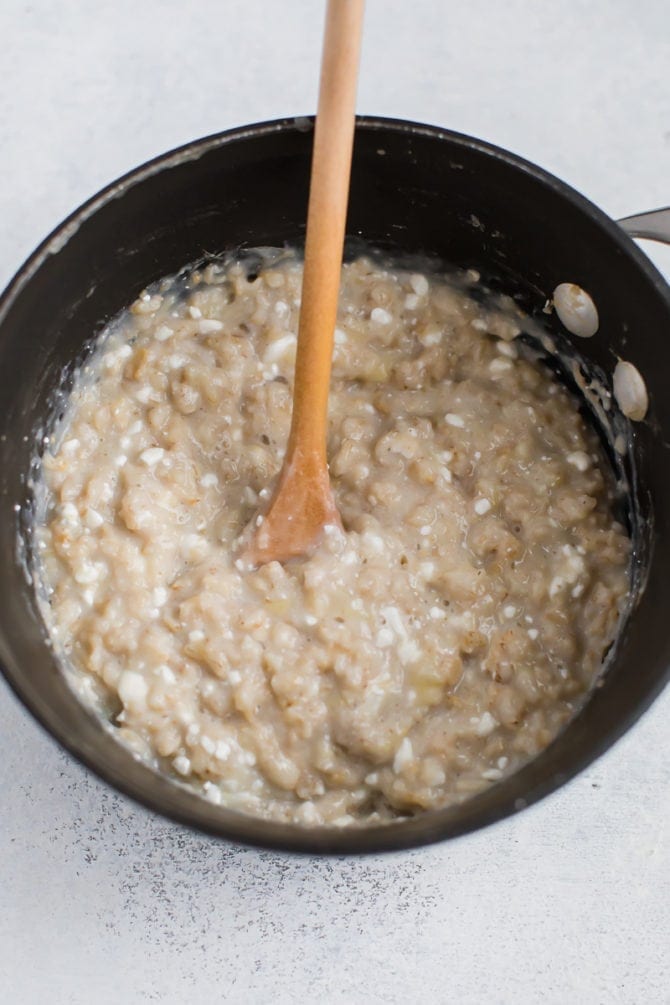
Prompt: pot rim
<box><xmin>1</xmin><ymin>115</ymin><xmax>668</xmax><ymax>855</ymax></box>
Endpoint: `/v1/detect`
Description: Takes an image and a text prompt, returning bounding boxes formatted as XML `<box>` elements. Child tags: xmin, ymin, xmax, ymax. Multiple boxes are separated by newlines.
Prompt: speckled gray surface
<box><xmin>1</xmin><ymin>2</ymin><xmax>669</xmax><ymax>1002</ymax></box>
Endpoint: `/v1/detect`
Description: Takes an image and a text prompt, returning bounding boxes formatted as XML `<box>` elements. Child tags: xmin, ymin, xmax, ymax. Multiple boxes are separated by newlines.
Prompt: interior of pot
<box><xmin>0</xmin><ymin>117</ymin><xmax>668</xmax><ymax>853</ymax></box>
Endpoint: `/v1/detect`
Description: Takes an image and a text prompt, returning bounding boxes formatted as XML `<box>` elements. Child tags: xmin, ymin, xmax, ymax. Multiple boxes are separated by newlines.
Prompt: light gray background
<box><xmin>1</xmin><ymin>2</ymin><xmax>669</xmax><ymax>1002</ymax></box>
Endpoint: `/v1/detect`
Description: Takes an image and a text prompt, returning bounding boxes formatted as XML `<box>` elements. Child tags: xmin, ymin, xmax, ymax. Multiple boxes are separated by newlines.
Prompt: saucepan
<box><xmin>0</xmin><ymin>117</ymin><xmax>668</xmax><ymax>853</ymax></box>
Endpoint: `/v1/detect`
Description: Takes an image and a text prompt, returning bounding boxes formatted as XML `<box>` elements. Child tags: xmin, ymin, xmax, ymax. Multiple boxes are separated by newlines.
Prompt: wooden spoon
<box><xmin>241</xmin><ymin>0</ymin><xmax>365</xmax><ymax>568</ymax></box>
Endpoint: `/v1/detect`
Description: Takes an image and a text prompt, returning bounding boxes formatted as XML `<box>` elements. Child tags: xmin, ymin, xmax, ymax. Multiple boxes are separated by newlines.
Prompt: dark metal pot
<box><xmin>0</xmin><ymin>117</ymin><xmax>668</xmax><ymax>854</ymax></box>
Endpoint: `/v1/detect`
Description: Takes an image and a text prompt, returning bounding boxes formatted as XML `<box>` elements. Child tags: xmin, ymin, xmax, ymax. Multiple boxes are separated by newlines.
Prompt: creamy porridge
<box><xmin>36</xmin><ymin>252</ymin><xmax>630</xmax><ymax>826</ymax></box>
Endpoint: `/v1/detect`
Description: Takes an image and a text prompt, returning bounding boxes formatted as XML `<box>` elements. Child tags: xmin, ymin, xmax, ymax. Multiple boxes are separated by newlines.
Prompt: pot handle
<box><xmin>618</xmin><ymin>207</ymin><xmax>670</xmax><ymax>244</ymax></box>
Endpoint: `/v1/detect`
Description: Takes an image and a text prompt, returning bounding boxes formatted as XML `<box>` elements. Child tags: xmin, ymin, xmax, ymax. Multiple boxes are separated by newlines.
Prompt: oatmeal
<box><xmin>36</xmin><ymin>252</ymin><xmax>630</xmax><ymax>826</ymax></box>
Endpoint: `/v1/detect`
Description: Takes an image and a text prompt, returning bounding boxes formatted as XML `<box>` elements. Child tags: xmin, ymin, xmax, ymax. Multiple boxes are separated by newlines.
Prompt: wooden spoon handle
<box><xmin>287</xmin><ymin>0</ymin><xmax>365</xmax><ymax>464</ymax></box>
